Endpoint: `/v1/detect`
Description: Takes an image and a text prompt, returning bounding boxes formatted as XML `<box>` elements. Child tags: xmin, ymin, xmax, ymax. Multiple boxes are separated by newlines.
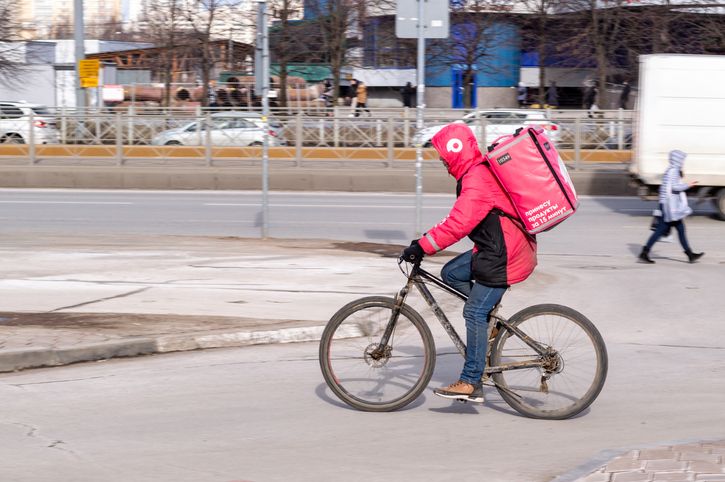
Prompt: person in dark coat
<box><xmin>619</xmin><ymin>81</ymin><xmax>631</xmax><ymax>109</ymax></box>
<box><xmin>401</xmin><ymin>82</ymin><xmax>415</xmax><ymax>108</ymax></box>
<box><xmin>546</xmin><ymin>81</ymin><xmax>558</xmax><ymax>108</ymax></box>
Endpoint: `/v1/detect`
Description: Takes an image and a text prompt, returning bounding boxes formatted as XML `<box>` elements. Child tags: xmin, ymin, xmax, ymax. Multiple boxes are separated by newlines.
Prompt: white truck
<box><xmin>630</xmin><ymin>54</ymin><xmax>725</xmax><ymax>220</ymax></box>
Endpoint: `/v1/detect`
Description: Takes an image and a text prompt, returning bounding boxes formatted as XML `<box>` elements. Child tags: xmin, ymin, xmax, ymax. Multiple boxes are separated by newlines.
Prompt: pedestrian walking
<box><xmin>619</xmin><ymin>80</ymin><xmax>631</xmax><ymax>109</ymax></box>
<box><xmin>353</xmin><ymin>80</ymin><xmax>370</xmax><ymax>117</ymax></box>
<box><xmin>401</xmin><ymin>82</ymin><xmax>415</xmax><ymax>108</ymax></box>
<box><xmin>546</xmin><ymin>81</ymin><xmax>558</xmax><ymax>108</ymax></box>
<box><xmin>319</xmin><ymin>79</ymin><xmax>333</xmax><ymax>108</ymax></box>
<box><xmin>517</xmin><ymin>82</ymin><xmax>527</xmax><ymax>108</ymax></box>
<box><xmin>584</xmin><ymin>80</ymin><xmax>599</xmax><ymax>117</ymax></box>
<box><xmin>638</xmin><ymin>149</ymin><xmax>704</xmax><ymax>264</ymax></box>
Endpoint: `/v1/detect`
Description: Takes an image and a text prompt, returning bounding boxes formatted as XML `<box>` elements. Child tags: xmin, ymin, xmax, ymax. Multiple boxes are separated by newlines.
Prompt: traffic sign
<box><xmin>395</xmin><ymin>0</ymin><xmax>449</xmax><ymax>39</ymax></box>
<box><xmin>78</xmin><ymin>59</ymin><xmax>100</xmax><ymax>78</ymax></box>
<box><xmin>78</xmin><ymin>59</ymin><xmax>100</xmax><ymax>88</ymax></box>
<box><xmin>80</xmin><ymin>77</ymin><xmax>99</xmax><ymax>88</ymax></box>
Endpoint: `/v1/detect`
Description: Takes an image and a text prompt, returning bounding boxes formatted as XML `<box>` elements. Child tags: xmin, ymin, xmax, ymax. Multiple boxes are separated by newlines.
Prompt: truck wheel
<box><xmin>715</xmin><ymin>188</ymin><xmax>725</xmax><ymax>221</ymax></box>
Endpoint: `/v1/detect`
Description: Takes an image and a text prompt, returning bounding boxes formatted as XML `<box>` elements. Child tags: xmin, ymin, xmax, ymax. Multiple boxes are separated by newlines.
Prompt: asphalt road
<box><xmin>1</xmin><ymin>334</ymin><xmax>724</xmax><ymax>482</ymax></box>
<box><xmin>0</xmin><ymin>188</ymin><xmax>719</xmax><ymax>248</ymax></box>
<box><xmin>1</xmin><ymin>189</ymin><xmax>724</xmax><ymax>482</ymax></box>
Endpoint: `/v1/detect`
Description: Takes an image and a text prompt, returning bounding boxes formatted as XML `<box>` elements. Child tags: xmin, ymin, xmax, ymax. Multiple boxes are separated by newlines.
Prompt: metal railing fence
<box><xmin>0</xmin><ymin>107</ymin><xmax>633</xmax><ymax>168</ymax></box>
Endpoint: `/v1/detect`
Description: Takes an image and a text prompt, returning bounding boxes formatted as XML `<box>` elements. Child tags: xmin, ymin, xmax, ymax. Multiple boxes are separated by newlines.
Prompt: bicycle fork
<box><xmin>369</xmin><ymin>277</ymin><xmax>414</xmax><ymax>361</ymax></box>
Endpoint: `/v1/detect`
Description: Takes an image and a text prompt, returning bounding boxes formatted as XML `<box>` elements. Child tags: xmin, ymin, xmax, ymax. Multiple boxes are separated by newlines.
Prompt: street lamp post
<box><xmin>256</xmin><ymin>0</ymin><xmax>270</xmax><ymax>238</ymax></box>
<box><xmin>74</xmin><ymin>0</ymin><xmax>85</xmax><ymax>109</ymax></box>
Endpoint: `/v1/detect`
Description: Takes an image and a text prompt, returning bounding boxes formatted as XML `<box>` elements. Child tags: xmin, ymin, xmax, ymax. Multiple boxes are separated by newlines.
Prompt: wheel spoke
<box><xmin>491</xmin><ymin>305</ymin><xmax>607</xmax><ymax>419</ymax></box>
<box><xmin>319</xmin><ymin>297</ymin><xmax>435</xmax><ymax>412</ymax></box>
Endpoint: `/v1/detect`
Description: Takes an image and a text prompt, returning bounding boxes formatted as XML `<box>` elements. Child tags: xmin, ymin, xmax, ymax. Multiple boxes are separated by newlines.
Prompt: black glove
<box><xmin>401</xmin><ymin>240</ymin><xmax>425</xmax><ymax>263</ymax></box>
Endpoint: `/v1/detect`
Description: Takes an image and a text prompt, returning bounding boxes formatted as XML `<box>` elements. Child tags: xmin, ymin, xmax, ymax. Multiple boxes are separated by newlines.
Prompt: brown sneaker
<box><xmin>433</xmin><ymin>380</ymin><xmax>485</xmax><ymax>403</ymax></box>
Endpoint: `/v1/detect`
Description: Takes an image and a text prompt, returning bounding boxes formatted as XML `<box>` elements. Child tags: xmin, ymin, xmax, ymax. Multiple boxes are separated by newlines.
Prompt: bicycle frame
<box><xmin>376</xmin><ymin>262</ymin><xmax>552</xmax><ymax>376</ymax></box>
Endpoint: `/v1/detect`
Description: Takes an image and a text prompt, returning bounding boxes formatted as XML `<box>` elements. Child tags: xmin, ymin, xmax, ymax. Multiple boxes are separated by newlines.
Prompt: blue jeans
<box><xmin>441</xmin><ymin>250</ymin><xmax>507</xmax><ymax>385</ymax></box>
<box><xmin>645</xmin><ymin>205</ymin><xmax>691</xmax><ymax>252</ymax></box>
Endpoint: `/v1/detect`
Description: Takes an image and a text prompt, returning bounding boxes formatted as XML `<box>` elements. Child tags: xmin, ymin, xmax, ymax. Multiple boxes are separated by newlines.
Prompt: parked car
<box><xmin>151</xmin><ymin>112</ymin><xmax>287</xmax><ymax>146</ymax></box>
<box><xmin>226</xmin><ymin>112</ymin><xmax>285</xmax><ymax>138</ymax></box>
<box><xmin>0</xmin><ymin>101</ymin><xmax>60</xmax><ymax>144</ymax></box>
<box><xmin>413</xmin><ymin>109</ymin><xmax>561</xmax><ymax>148</ymax></box>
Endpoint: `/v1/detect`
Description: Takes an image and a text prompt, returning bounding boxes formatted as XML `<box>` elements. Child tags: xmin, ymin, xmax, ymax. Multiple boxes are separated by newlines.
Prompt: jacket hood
<box><xmin>430</xmin><ymin>123</ymin><xmax>484</xmax><ymax>180</ymax></box>
<box><xmin>669</xmin><ymin>149</ymin><xmax>687</xmax><ymax>169</ymax></box>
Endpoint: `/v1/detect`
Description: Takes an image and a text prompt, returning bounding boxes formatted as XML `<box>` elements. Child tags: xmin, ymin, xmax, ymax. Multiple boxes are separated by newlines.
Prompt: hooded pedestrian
<box><xmin>638</xmin><ymin>149</ymin><xmax>704</xmax><ymax>264</ymax></box>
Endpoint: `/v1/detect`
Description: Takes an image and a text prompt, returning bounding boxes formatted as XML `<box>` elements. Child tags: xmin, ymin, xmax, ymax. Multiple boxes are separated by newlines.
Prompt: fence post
<box><xmin>60</xmin><ymin>107</ymin><xmax>67</xmax><ymax>144</ymax></box>
<box><xmin>375</xmin><ymin>118</ymin><xmax>382</xmax><ymax>147</ymax></box>
<box><xmin>116</xmin><ymin>112</ymin><xmax>123</xmax><ymax>166</ymax></box>
<box><xmin>477</xmin><ymin>114</ymin><xmax>487</xmax><ymax>150</ymax></box>
<box><xmin>295</xmin><ymin>112</ymin><xmax>303</xmax><ymax>167</ymax></box>
<box><xmin>29</xmin><ymin>112</ymin><xmax>36</xmax><ymax>164</ymax></box>
<box><xmin>403</xmin><ymin>108</ymin><xmax>410</xmax><ymax>147</ymax></box>
<box><xmin>574</xmin><ymin>116</ymin><xmax>581</xmax><ymax>170</ymax></box>
<box><xmin>127</xmin><ymin>104</ymin><xmax>135</xmax><ymax>145</ymax></box>
<box><xmin>387</xmin><ymin>116</ymin><xmax>394</xmax><ymax>167</ymax></box>
<box><xmin>318</xmin><ymin>118</ymin><xmax>325</xmax><ymax>146</ymax></box>
<box><xmin>94</xmin><ymin>109</ymin><xmax>101</xmax><ymax>144</ymax></box>
<box><xmin>205</xmin><ymin>111</ymin><xmax>212</xmax><ymax>167</ymax></box>
<box><xmin>617</xmin><ymin>108</ymin><xmax>624</xmax><ymax>150</ymax></box>
<box><xmin>333</xmin><ymin>112</ymin><xmax>339</xmax><ymax>148</ymax></box>
<box><xmin>196</xmin><ymin>105</ymin><xmax>203</xmax><ymax>146</ymax></box>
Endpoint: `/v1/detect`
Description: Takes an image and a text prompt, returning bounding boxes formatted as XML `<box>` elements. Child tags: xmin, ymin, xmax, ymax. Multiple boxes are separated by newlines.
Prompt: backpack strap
<box><xmin>493</xmin><ymin>208</ymin><xmax>536</xmax><ymax>243</ymax></box>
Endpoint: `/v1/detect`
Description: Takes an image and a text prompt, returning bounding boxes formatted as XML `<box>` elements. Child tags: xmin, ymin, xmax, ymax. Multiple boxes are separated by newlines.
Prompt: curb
<box><xmin>551</xmin><ymin>437</ymin><xmax>725</xmax><ymax>482</ymax></box>
<box><xmin>0</xmin><ymin>325</ymin><xmax>326</xmax><ymax>373</ymax></box>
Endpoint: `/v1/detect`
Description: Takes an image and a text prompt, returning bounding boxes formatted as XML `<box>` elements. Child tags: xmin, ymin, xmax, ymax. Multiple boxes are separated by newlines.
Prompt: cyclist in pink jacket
<box><xmin>401</xmin><ymin>123</ymin><xmax>538</xmax><ymax>403</ymax></box>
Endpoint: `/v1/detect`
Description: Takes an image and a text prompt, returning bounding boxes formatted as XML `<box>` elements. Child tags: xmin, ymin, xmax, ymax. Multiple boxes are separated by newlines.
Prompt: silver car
<box><xmin>151</xmin><ymin>113</ymin><xmax>287</xmax><ymax>146</ymax></box>
<box><xmin>414</xmin><ymin>109</ymin><xmax>561</xmax><ymax>148</ymax></box>
<box><xmin>0</xmin><ymin>102</ymin><xmax>60</xmax><ymax>144</ymax></box>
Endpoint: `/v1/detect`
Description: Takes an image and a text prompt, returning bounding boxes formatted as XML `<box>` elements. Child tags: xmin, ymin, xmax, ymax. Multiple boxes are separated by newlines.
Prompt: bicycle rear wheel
<box><xmin>319</xmin><ymin>296</ymin><xmax>435</xmax><ymax>412</ymax></box>
<box><xmin>490</xmin><ymin>304</ymin><xmax>608</xmax><ymax>420</ymax></box>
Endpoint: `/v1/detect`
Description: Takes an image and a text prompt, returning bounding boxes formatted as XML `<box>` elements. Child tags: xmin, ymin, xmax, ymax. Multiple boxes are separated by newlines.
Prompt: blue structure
<box><xmin>426</xmin><ymin>21</ymin><xmax>520</xmax><ymax>107</ymax></box>
<box><xmin>303</xmin><ymin>0</ymin><xmax>330</xmax><ymax>20</ymax></box>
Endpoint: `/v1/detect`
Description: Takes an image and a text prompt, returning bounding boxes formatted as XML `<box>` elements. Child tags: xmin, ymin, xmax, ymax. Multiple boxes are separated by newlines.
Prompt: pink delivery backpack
<box><xmin>484</xmin><ymin>126</ymin><xmax>578</xmax><ymax>234</ymax></box>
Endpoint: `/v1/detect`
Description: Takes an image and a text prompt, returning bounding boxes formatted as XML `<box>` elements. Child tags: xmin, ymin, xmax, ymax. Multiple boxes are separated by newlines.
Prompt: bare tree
<box><xmin>0</xmin><ymin>0</ymin><xmax>26</xmax><ymax>86</ymax></box>
<box><xmin>305</xmin><ymin>0</ymin><xmax>357</xmax><ymax>106</ymax></box>
<box><xmin>184</xmin><ymin>0</ymin><xmax>243</xmax><ymax>106</ymax></box>
<box><xmin>518</xmin><ymin>0</ymin><xmax>562</xmax><ymax>107</ymax></box>
<box><xmin>268</xmin><ymin>0</ymin><xmax>299</xmax><ymax>108</ymax></box>
<box><xmin>427</xmin><ymin>1</ymin><xmax>516</xmax><ymax>109</ymax></box>
<box><xmin>141</xmin><ymin>0</ymin><xmax>186</xmax><ymax>106</ymax></box>
<box><xmin>557</xmin><ymin>0</ymin><xmax>629</xmax><ymax>109</ymax></box>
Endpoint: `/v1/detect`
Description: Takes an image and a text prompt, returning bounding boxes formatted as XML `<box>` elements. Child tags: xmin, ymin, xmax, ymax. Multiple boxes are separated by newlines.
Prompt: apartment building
<box><xmin>19</xmin><ymin>0</ymin><xmax>127</xmax><ymax>39</ymax></box>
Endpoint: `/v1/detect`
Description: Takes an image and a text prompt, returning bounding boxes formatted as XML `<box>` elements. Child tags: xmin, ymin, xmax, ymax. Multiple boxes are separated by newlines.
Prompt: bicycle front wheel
<box><xmin>490</xmin><ymin>304</ymin><xmax>608</xmax><ymax>420</ymax></box>
<box><xmin>319</xmin><ymin>296</ymin><xmax>435</xmax><ymax>412</ymax></box>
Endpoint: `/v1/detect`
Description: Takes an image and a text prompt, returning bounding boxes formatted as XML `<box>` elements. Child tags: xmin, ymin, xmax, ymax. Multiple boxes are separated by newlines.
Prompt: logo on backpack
<box><xmin>496</xmin><ymin>153</ymin><xmax>512</xmax><ymax>165</ymax></box>
<box><xmin>446</xmin><ymin>138</ymin><xmax>463</xmax><ymax>153</ymax></box>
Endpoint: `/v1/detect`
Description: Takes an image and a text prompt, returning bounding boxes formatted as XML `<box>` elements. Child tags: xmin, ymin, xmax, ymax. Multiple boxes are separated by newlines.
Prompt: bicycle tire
<box><xmin>490</xmin><ymin>304</ymin><xmax>608</xmax><ymax>420</ymax></box>
<box><xmin>319</xmin><ymin>296</ymin><xmax>436</xmax><ymax>412</ymax></box>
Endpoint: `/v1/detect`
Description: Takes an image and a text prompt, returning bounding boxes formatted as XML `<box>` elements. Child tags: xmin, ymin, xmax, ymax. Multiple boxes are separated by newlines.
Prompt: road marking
<box><xmin>204</xmin><ymin>203</ymin><xmax>443</xmax><ymax>209</ymax></box>
<box><xmin>0</xmin><ymin>201</ymin><xmax>133</xmax><ymax>205</ymax></box>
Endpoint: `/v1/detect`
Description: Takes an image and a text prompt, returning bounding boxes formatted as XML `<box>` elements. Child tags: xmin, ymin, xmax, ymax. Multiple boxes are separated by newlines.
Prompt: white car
<box><xmin>0</xmin><ymin>102</ymin><xmax>60</xmax><ymax>144</ymax></box>
<box><xmin>151</xmin><ymin>112</ymin><xmax>287</xmax><ymax>146</ymax></box>
<box><xmin>414</xmin><ymin>109</ymin><xmax>560</xmax><ymax>148</ymax></box>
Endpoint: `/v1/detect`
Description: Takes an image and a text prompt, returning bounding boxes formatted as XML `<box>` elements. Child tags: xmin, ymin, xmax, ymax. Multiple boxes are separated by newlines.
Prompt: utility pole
<box><xmin>256</xmin><ymin>0</ymin><xmax>270</xmax><ymax>238</ymax></box>
<box><xmin>414</xmin><ymin>0</ymin><xmax>425</xmax><ymax>237</ymax></box>
<box><xmin>74</xmin><ymin>0</ymin><xmax>86</xmax><ymax>109</ymax></box>
<box><xmin>395</xmin><ymin>0</ymin><xmax>448</xmax><ymax>236</ymax></box>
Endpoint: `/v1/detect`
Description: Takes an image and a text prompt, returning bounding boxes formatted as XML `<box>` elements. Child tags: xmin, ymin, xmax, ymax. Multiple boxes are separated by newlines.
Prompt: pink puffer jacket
<box><xmin>417</xmin><ymin>123</ymin><xmax>537</xmax><ymax>287</ymax></box>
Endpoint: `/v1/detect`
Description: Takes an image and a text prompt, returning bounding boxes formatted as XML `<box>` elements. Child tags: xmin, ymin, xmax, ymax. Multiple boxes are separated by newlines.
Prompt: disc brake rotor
<box><xmin>364</xmin><ymin>343</ymin><xmax>392</xmax><ymax>368</ymax></box>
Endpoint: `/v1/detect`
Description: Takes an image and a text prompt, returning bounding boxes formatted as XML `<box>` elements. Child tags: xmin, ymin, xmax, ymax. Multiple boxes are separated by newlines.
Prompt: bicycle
<box><xmin>319</xmin><ymin>259</ymin><xmax>608</xmax><ymax>419</ymax></box>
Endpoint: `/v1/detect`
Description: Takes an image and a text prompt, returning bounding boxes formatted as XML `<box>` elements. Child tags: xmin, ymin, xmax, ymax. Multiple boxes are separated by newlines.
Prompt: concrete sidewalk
<box><xmin>2</xmin><ymin>234</ymin><xmax>724</xmax><ymax>482</ymax></box>
<box><xmin>0</xmin><ymin>235</ymin><xmax>402</xmax><ymax>373</ymax></box>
